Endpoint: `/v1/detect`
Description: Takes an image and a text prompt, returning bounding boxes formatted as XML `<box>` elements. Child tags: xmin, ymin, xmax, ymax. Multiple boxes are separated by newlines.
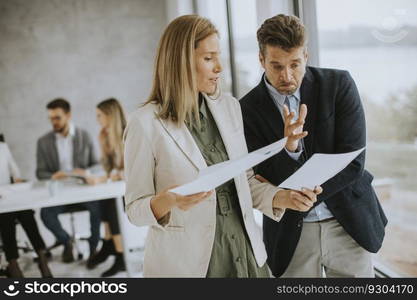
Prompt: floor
<box><xmin>0</xmin><ymin>210</ymin><xmax>146</xmax><ymax>278</ymax></box>
<box><xmin>0</xmin><ymin>241</ymin><xmax>144</xmax><ymax>278</ymax></box>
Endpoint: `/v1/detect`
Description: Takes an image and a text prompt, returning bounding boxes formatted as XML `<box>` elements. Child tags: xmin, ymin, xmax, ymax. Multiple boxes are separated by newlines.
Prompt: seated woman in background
<box><xmin>83</xmin><ymin>98</ymin><xmax>127</xmax><ymax>277</ymax></box>
<box><xmin>0</xmin><ymin>141</ymin><xmax>52</xmax><ymax>278</ymax></box>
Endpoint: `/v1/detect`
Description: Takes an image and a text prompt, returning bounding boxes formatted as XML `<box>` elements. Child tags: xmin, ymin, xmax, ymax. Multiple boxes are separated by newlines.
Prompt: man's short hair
<box><xmin>257</xmin><ymin>14</ymin><xmax>306</xmax><ymax>54</ymax></box>
<box><xmin>46</xmin><ymin>98</ymin><xmax>71</xmax><ymax>113</ymax></box>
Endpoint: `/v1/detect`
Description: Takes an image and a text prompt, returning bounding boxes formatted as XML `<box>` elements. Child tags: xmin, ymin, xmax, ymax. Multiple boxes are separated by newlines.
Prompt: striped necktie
<box><xmin>284</xmin><ymin>95</ymin><xmax>299</xmax><ymax>121</ymax></box>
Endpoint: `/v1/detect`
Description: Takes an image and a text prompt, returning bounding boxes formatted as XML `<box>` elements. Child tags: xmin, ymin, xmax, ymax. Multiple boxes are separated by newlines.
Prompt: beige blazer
<box><xmin>124</xmin><ymin>93</ymin><xmax>284</xmax><ymax>277</ymax></box>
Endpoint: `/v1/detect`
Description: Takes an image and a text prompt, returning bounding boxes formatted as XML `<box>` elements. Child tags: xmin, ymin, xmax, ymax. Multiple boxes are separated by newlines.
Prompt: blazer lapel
<box><xmin>157</xmin><ymin>112</ymin><xmax>207</xmax><ymax>171</ymax></box>
<box><xmin>254</xmin><ymin>78</ymin><xmax>284</xmax><ymax>141</ymax></box>
<box><xmin>48</xmin><ymin>133</ymin><xmax>60</xmax><ymax>170</ymax></box>
<box><xmin>300</xmin><ymin>68</ymin><xmax>318</xmax><ymax>158</ymax></box>
<box><xmin>72</xmin><ymin>128</ymin><xmax>80</xmax><ymax>167</ymax></box>
<box><xmin>204</xmin><ymin>94</ymin><xmax>238</xmax><ymax>160</ymax></box>
<box><xmin>205</xmin><ymin>94</ymin><xmax>244</xmax><ymax>194</ymax></box>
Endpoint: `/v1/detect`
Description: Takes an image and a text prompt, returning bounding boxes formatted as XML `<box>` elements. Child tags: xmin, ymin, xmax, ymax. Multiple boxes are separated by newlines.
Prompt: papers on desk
<box><xmin>170</xmin><ymin>137</ymin><xmax>288</xmax><ymax>196</ymax></box>
<box><xmin>278</xmin><ymin>147</ymin><xmax>365</xmax><ymax>191</ymax></box>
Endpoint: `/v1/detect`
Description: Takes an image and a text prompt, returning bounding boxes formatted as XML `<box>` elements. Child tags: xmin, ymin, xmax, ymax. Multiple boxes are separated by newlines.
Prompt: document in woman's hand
<box><xmin>170</xmin><ymin>137</ymin><xmax>288</xmax><ymax>196</ymax></box>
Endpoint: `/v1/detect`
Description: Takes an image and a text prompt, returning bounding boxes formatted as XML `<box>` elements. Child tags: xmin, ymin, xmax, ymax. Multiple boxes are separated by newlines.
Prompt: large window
<box><xmin>228</xmin><ymin>0</ymin><xmax>262</xmax><ymax>98</ymax></box>
<box><xmin>196</xmin><ymin>0</ymin><xmax>233</xmax><ymax>96</ymax></box>
<box><xmin>198</xmin><ymin>0</ymin><xmax>264</xmax><ymax>99</ymax></box>
<box><xmin>316</xmin><ymin>0</ymin><xmax>417</xmax><ymax>277</ymax></box>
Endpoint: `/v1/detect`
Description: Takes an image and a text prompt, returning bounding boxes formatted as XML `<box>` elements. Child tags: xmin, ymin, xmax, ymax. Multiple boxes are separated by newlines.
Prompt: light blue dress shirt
<box><xmin>263</xmin><ymin>75</ymin><xmax>334</xmax><ymax>222</ymax></box>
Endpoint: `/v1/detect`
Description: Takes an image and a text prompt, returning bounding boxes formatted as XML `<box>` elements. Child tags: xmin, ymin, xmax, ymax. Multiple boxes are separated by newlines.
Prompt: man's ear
<box><xmin>304</xmin><ymin>47</ymin><xmax>309</xmax><ymax>62</ymax></box>
<box><xmin>259</xmin><ymin>52</ymin><xmax>265</xmax><ymax>68</ymax></box>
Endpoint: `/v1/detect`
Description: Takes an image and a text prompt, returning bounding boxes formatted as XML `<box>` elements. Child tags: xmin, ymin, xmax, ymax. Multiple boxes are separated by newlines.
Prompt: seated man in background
<box><xmin>36</xmin><ymin>98</ymin><xmax>101</xmax><ymax>263</ymax></box>
<box><xmin>0</xmin><ymin>140</ymin><xmax>52</xmax><ymax>277</ymax></box>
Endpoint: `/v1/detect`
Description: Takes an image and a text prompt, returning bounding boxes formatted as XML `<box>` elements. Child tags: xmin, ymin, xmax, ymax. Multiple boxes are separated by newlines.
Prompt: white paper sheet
<box><xmin>278</xmin><ymin>147</ymin><xmax>365</xmax><ymax>191</ymax></box>
<box><xmin>170</xmin><ymin>137</ymin><xmax>288</xmax><ymax>196</ymax></box>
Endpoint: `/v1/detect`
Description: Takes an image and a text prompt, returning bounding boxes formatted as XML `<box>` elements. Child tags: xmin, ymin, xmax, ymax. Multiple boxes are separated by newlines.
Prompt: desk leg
<box><xmin>115</xmin><ymin>196</ymin><xmax>134</xmax><ymax>277</ymax></box>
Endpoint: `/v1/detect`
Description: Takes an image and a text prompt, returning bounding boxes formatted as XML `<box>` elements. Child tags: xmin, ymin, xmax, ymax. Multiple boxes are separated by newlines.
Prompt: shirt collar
<box><xmin>187</xmin><ymin>94</ymin><xmax>208</xmax><ymax>130</ymax></box>
<box><xmin>263</xmin><ymin>74</ymin><xmax>300</xmax><ymax>105</ymax></box>
<box><xmin>68</xmin><ymin>123</ymin><xmax>75</xmax><ymax>136</ymax></box>
<box><xmin>198</xmin><ymin>94</ymin><xmax>209</xmax><ymax>120</ymax></box>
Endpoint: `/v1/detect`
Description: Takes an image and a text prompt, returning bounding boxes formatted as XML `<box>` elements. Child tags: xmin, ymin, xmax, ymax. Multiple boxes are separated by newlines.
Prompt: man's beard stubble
<box><xmin>53</xmin><ymin>124</ymin><xmax>67</xmax><ymax>134</ymax></box>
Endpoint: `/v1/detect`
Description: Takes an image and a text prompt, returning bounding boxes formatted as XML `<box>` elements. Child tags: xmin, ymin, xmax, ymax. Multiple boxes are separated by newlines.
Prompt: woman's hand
<box><xmin>72</xmin><ymin>168</ymin><xmax>87</xmax><ymax>177</ymax></box>
<box><xmin>85</xmin><ymin>176</ymin><xmax>100</xmax><ymax>186</ymax></box>
<box><xmin>85</xmin><ymin>175</ymin><xmax>108</xmax><ymax>185</ymax></box>
<box><xmin>110</xmin><ymin>171</ymin><xmax>123</xmax><ymax>181</ymax></box>
<box><xmin>150</xmin><ymin>186</ymin><xmax>213</xmax><ymax>220</ymax></box>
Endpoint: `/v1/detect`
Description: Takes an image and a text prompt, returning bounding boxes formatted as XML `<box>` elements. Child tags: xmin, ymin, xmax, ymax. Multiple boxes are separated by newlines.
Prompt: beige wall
<box><xmin>0</xmin><ymin>0</ymin><xmax>167</xmax><ymax>179</ymax></box>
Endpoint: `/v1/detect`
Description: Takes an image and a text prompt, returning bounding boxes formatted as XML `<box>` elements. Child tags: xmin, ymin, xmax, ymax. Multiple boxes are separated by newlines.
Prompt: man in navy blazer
<box><xmin>240</xmin><ymin>14</ymin><xmax>387</xmax><ymax>277</ymax></box>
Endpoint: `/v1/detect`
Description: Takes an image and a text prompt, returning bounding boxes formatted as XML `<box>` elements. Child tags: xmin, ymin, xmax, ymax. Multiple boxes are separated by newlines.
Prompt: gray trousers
<box><xmin>282</xmin><ymin>218</ymin><xmax>374</xmax><ymax>278</ymax></box>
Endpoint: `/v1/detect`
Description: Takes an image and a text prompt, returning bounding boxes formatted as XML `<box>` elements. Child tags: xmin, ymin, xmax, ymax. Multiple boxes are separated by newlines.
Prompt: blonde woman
<box><xmin>85</xmin><ymin>98</ymin><xmax>126</xmax><ymax>277</ymax></box>
<box><xmin>124</xmin><ymin>15</ymin><xmax>322</xmax><ymax>277</ymax></box>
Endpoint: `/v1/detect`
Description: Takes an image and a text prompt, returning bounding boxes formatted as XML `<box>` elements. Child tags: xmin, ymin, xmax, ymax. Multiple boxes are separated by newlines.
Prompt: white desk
<box><xmin>0</xmin><ymin>181</ymin><xmax>139</xmax><ymax>277</ymax></box>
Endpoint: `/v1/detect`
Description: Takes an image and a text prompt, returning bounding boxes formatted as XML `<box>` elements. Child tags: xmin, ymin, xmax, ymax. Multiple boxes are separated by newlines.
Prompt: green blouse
<box><xmin>186</xmin><ymin>96</ymin><xmax>269</xmax><ymax>278</ymax></box>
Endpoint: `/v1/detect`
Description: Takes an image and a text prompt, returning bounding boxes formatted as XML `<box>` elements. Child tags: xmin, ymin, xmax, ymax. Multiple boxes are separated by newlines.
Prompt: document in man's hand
<box><xmin>169</xmin><ymin>137</ymin><xmax>288</xmax><ymax>196</ymax></box>
<box><xmin>278</xmin><ymin>147</ymin><xmax>365</xmax><ymax>191</ymax></box>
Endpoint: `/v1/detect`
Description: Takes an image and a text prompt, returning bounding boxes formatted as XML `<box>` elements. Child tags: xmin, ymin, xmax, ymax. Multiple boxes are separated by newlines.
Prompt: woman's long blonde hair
<box><xmin>145</xmin><ymin>15</ymin><xmax>218</xmax><ymax>127</ymax></box>
<box><xmin>97</xmin><ymin>98</ymin><xmax>127</xmax><ymax>173</ymax></box>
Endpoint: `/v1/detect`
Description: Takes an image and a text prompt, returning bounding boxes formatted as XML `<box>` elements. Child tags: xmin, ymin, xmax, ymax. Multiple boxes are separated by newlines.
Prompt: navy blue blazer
<box><xmin>240</xmin><ymin>67</ymin><xmax>388</xmax><ymax>277</ymax></box>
